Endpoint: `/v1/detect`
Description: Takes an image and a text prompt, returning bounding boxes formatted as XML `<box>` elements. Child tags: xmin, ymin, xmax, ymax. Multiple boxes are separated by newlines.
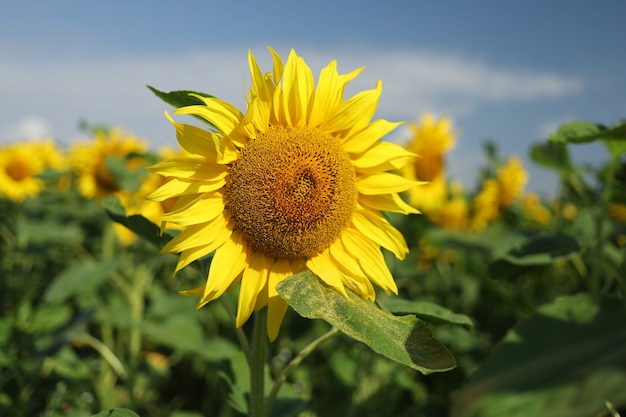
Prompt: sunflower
<box><xmin>0</xmin><ymin>142</ymin><xmax>45</xmax><ymax>202</ymax></box>
<box><xmin>429</xmin><ymin>182</ymin><xmax>469</xmax><ymax>231</ymax></box>
<box><xmin>147</xmin><ymin>47</ymin><xmax>419</xmax><ymax>340</ymax></box>
<box><xmin>496</xmin><ymin>156</ymin><xmax>527</xmax><ymax>209</ymax></box>
<box><xmin>402</xmin><ymin>114</ymin><xmax>456</xmax><ymax>214</ymax></box>
<box><xmin>69</xmin><ymin>128</ymin><xmax>148</xmax><ymax>200</ymax></box>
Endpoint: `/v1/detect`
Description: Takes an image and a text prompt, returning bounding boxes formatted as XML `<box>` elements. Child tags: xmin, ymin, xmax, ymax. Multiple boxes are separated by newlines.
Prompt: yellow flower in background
<box><xmin>430</xmin><ymin>182</ymin><xmax>469</xmax><ymax>230</ymax></box>
<box><xmin>70</xmin><ymin>128</ymin><xmax>148</xmax><ymax>200</ymax></box>
<box><xmin>496</xmin><ymin>156</ymin><xmax>528</xmax><ymax>209</ymax></box>
<box><xmin>0</xmin><ymin>142</ymin><xmax>45</xmax><ymax>202</ymax></box>
<box><xmin>114</xmin><ymin>148</ymin><xmax>183</xmax><ymax>245</ymax></box>
<box><xmin>609</xmin><ymin>203</ymin><xmax>626</xmax><ymax>224</ymax></box>
<box><xmin>148</xmin><ymin>47</ymin><xmax>418</xmax><ymax>340</ymax></box>
<box><xmin>469</xmin><ymin>179</ymin><xmax>499</xmax><ymax>231</ymax></box>
<box><xmin>402</xmin><ymin>114</ymin><xmax>457</xmax><ymax>213</ymax></box>
<box><xmin>522</xmin><ymin>193</ymin><xmax>551</xmax><ymax>225</ymax></box>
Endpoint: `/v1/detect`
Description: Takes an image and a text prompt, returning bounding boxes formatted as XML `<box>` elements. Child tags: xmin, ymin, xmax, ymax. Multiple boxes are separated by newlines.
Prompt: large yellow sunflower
<box><xmin>147</xmin><ymin>47</ymin><xmax>419</xmax><ymax>340</ymax></box>
<box><xmin>0</xmin><ymin>142</ymin><xmax>45</xmax><ymax>202</ymax></box>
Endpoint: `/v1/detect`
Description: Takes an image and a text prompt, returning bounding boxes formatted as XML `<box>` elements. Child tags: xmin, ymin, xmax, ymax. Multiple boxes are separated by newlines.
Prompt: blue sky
<box><xmin>1</xmin><ymin>0</ymin><xmax>625</xmax><ymax>194</ymax></box>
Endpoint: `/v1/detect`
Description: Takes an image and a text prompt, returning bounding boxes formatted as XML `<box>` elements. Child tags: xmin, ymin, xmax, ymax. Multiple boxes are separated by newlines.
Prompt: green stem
<box><xmin>75</xmin><ymin>333</ymin><xmax>127</xmax><ymax>378</ymax></box>
<box><xmin>265</xmin><ymin>327</ymin><xmax>339</xmax><ymax>415</ymax></box>
<box><xmin>249</xmin><ymin>309</ymin><xmax>268</xmax><ymax>417</ymax></box>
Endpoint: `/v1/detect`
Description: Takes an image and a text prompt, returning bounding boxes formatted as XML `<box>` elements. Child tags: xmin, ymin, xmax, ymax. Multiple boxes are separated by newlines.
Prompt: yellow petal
<box><xmin>282</xmin><ymin>49</ymin><xmax>314</xmax><ymax>127</ymax></box>
<box><xmin>160</xmin><ymin>191</ymin><xmax>225</xmax><ymax>226</ymax></box>
<box><xmin>351</xmin><ymin>209</ymin><xmax>408</xmax><ymax>259</ymax></box>
<box><xmin>147</xmin><ymin>157</ymin><xmax>228</xmax><ymax>181</ymax></box>
<box><xmin>267</xmin><ymin>46</ymin><xmax>284</xmax><ymax>88</ymax></box>
<box><xmin>342</xmin><ymin>119</ymin><xmax>402</xmax><ymax>154</ymax></box>
<box><xmin>340</xmin><ymin>228</ymin><xmax>398</xmax><ymax>295</ymax></box>
<box><xmin>146</xmin><ymin>177</ymin><xmax>225</xmax><ymax>202</ymax></box>
<box><xmin>357</xmin><ymin>173</ymin><xmax>421</xmax><ymax>195</ymax></box>
<box><xmin>328</xmin><ymin>239</ymin><xmax>375</xmax><ymax>300</ymax></box>
<box><xmin>359</xmin><ymin>193</ymin><xmax>419</xmax><ymax>215</ymax></box>
<box><xmin>161</xmin><ymin>211</ymin><xmax>230</xmax><ymax>253</ymax></box>
<box><xmin>179</xmin><ymin>284</ymin><xmax>205</xmax><ymax>297</ymax></box>
<box><xmin>175</xmin><ymin>97</ymin><xmax>247</xmax><ymax>147</ymax></box>
<box><xmin>266</xmin><ymin>257</ymin><xmax>300</xmax><ymax>338</ymax></box>
<box><xmin>199</xmin><ymin>231</ymin><xmax>248</xmax><ymax>305</ymax></box>
<box><xmin>320</xmin><ymin>80</ymin><xmax>381</xmax><ymax>134</ymax></box>
<box><xmin>351</xmin><ymin>141</ymin><xmax>416</xmax><ymax>174</ymax></box>
<box><xmin>309</xmin><ymin>61</ymin><xmax>365</xmax><ymax>127</ymax></box>
<box><xmin>173</xmin><ymin>223</ymin><xmax>232</xmax><ymax>274</ymax></box>
<box><xmin>165</xmin><ymin>111</ymin><xmax>218</xmax><ymax>158</ymax></box>
<box><xmin>236</xmin><ymin>251</ymin><xmax>272</xmax><ymax>328</ymax></box>
<box><xmin>306</xmin><ymin>249</ymin><xmax>348</xmax><ymax>298</ymax></box>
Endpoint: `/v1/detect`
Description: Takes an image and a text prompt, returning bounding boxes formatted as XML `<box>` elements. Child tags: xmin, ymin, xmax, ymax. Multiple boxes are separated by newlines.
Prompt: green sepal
<box><xmin>147</xmin><ymin>85</ymin><xmax>218</xmax><ymax>129</ymax></box>
<box><xmin>147</xmin><ymin>85</ymin><xmax>214</xmax><ymax>109</ymax></box>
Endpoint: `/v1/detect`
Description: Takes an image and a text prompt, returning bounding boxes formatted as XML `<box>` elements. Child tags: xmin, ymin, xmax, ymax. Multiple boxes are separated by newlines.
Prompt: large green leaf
<box><xmin>451</xmin><ymin>294</ymin><xmax>626</xmax><ymax>417</ymax></box>
<box><xmin>548</xmin><ymin>120</ymin><xmax>626</xmax><ymax>144</ymax></box>
<box><xmin>489</xmin><ymin>232</ymin><xmax>581</xmax><ymax>279</ymax></box>
<box><xmin>379</xmin><ymin>297</ymin><xmax>474</xmax><ymax>330</ymax></box>
<box><xmin>529</xmin><ymin>142</ymin><xmax>572</xmax><ymax>174</ymax></box>
<box><xmin>276</xmin><ymin>270</ymin><xmax>456</xmax><ymax>374</ymax></box>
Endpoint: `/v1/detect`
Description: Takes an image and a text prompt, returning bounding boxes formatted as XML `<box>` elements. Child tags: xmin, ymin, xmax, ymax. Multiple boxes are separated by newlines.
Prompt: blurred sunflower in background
<box><xmin>69</xmin><ymin>128</ymin><xmax>148</xmax><ymax>200</ymax></box>
<box><xmin>148</xmin><ymin>47</ymin><xmax>419</xmax><ymax>340</ymax></box>
<box><xmin>0</xmin><ymin>142</ymin><xmax>45</xmax><ymax>202</ymax></box>
<box><xmin>401</xmin><ymin>114</ymin><xmax>457</xmax><ymax>215</ymax></box>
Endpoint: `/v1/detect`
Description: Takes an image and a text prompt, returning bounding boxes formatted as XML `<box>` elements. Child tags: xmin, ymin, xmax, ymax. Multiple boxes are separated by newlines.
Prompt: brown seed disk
<box><xmin>225</xmin><ymin>125</ymin><xmax>357</xmax><ymax>258</ymax></box>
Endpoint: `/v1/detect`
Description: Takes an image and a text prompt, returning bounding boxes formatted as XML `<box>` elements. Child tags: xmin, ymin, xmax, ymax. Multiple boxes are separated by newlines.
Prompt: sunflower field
<box><xmin>1</xmin><ymin>49</ymin><xmax>626</xmax><ymax>417</ymax></box>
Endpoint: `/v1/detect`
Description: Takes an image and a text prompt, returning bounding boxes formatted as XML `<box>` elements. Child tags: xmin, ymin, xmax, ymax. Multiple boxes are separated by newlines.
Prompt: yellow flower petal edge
<box><xmin>149</xmin><ymin>46</ymin><xmax>419</xmax><ymax>341</ymax></box>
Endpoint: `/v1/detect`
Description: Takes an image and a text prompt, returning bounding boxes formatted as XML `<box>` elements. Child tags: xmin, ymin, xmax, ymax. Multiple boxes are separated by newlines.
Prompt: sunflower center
<box><xmin>226</xmin><ymin>125</ymin><xmax>357</xmax><ymax>258</ymax></box>
<box><xmin>6</xmin><ymin>158</ymin><xmax>34</xmax><ymax>181</ymax></box>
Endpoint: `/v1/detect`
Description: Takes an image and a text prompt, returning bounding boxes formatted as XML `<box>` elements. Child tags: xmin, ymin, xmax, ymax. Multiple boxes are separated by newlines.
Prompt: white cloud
<box><xmin>0</xmin><ymin>115</ymin><xmax>52</xmax><ymax>141</ymax></box>
<box><xmin>0</xmin><ymin>44</ymin><xmax>583</xmax><ymax>148</ymax></box>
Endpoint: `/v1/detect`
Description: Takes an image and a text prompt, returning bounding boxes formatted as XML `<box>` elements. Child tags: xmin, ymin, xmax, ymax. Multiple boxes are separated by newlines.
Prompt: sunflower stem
<box><xmin>249</xmin><ymin>309</ymin><xmax>268</xmax><ymax>417</ymax></box>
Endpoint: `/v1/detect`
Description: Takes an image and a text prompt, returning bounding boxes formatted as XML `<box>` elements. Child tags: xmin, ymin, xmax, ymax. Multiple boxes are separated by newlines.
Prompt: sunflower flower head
<box><xmin>0</xmin><ymin>142</ymin><xmax>46</xmax><ymax>202</ymax></box>
<box><xmin>70</xmin><ymin>128</ymin><xmax>148</xmax><ymax>200</ymax></box>
<box><xmin>402</xmin><ymin>114</ymin><xmax>457</xmax><ymax>213</ymax></box>
<box><xmin>496</xmin><ymin>156</ymin><xmax>528</xmax><ymax>209</ymax></box>
<box><xmin>147</xmin><ymin>47</ymin><xmax>419</xmax><ymax>340</ymax></box>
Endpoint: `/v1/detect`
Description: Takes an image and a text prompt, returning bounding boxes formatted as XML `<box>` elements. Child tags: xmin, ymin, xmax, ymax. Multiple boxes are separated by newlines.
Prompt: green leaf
<box><xmin>379</xmin><ymin>298</ymin><xmax>474</xmax><ymax>330</ymax></box>
<box><xmin>489</xmin><ymin>232</ymin><xmax>581</xmax><ymax>279</ymax></box>
<box><xmin>91</xmin><ymin>409</ymin><xmax>141</xmax><ymax>417</ymax></box>
<box><xmin>44</xmin><ymin>259</ymin><xmax>123</xmax><ymax>304</ymax></box>
<box><xmin>548</xmin><ymin>120</ymin><xmax>626</xmax><ymax>143</ymax></box>
<box><xmin>147</xmin><ymin>85</ymin><xmax>214</xmax><ymax>109</ymax></box>
<box><xmin>529</xmin><ymin>142</ymin><xmax>572</xmax><ymax>174</ymax></box>
<box><xmin>451</xmin><ymin>294</ymin><xmax>626</xmax><ymax>417</ymax></box>
<box><xmin>103</xmin><ymin>195</ymin><xmax>175</xmax><ymax>249</ymax></box>
<box><xmin>276</xmin><ymin>270</ymin><xmax>456</xmax><ymax>374</ymax></box>
<box><xmin>147</xmin><ymin>86</ymin><xmax>217</xmax><ymax>129</ymax></box>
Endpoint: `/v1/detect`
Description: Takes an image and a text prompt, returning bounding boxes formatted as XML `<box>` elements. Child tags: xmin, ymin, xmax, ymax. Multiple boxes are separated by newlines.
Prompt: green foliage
<box><xmin>451</xmin><ymin>294</ymin><xmax>626</xmax><ymax>417</ymax></box>
<box><xmin>2</xmin><ymin>115</ymin><xmax>625</xmax><ymax>417</ymax></box>
<box><xmin>277</xmin><ymin>271</ymin><xmax>456</xmax><ymax>374</ymax></box>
